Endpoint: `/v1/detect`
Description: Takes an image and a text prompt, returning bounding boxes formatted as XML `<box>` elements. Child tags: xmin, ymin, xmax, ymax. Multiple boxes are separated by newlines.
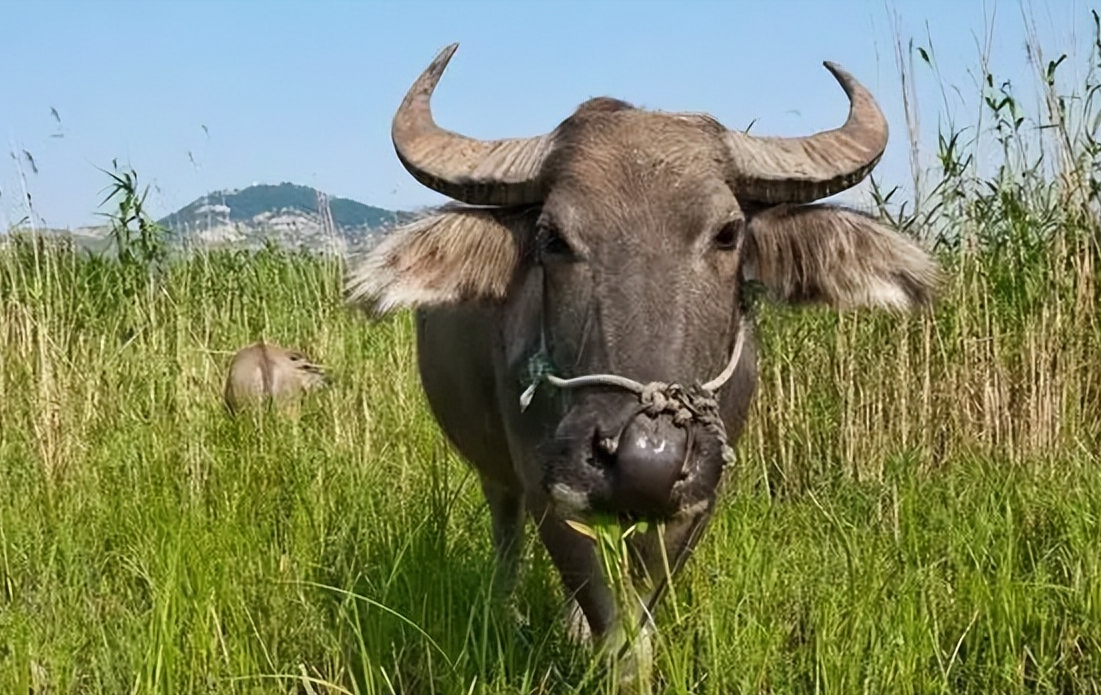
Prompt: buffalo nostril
<box><xmin>590</xmin><ymin>428</ymin><xmax>620</xmax><ymax>466</ymax></box>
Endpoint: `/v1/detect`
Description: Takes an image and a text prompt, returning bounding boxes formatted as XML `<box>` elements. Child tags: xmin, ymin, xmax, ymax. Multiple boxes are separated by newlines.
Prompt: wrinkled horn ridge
<box><xmin>391</xmin><ymin>43</ymin><xmax>553</xmax><ymax>206</ymax></box>
<box><xmin>724</xmin><ymin>61</ymin><xmax>889</xmax><ymax>205</ymax></box>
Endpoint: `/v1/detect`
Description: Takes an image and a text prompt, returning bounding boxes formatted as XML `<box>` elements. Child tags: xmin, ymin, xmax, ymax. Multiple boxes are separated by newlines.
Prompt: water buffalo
<box><xmin>223</xmin><ymin>341</ymin><xmax>328</xmax><ymax>414</ymax></box>
<box><xmin>347</xmin><ymin>43</ymin><xmax>937</xmax><ymax>666</ymax></box>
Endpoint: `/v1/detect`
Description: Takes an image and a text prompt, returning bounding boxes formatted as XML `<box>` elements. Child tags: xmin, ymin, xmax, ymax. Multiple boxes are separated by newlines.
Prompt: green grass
<box><xmin>0</xmin><ymin>234</ymin><xmax>1097</xmax><ymax>694</ymax></box>
<box><xmin>3</xmin><ymin>10</ymin><xmax>1101</xmax><ymax>694</ymax></box>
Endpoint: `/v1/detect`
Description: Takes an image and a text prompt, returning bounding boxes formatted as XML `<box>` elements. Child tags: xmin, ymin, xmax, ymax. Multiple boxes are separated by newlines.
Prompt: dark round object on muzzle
<box><xmin>604</xmin><ymin>412</ymin><xmax>687</xmax><ymax>517</ymax></box>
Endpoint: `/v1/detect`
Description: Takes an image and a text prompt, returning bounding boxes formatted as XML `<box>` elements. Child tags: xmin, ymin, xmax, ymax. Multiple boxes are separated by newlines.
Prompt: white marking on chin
<box><xmin>549</xmin><ymin>483</ymin><xmax>590</xmax><ymax>517</ymax></box>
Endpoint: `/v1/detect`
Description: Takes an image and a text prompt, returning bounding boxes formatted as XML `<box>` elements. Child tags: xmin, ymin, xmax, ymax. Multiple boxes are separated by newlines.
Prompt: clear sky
<box><xmin>0</xmin><ymin>0</ymin><xmax>1089</xmax><ymax>229</ymax></box>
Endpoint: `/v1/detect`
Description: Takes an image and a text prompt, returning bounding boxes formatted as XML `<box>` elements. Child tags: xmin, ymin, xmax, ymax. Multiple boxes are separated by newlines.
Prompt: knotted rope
<box><xmin>520</xmin><ymin>317</ymin><xmax>748</xmax><ymax>469</ymax></box>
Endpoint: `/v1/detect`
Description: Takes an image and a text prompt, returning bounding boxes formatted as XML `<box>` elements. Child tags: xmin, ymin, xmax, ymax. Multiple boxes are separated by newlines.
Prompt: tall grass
<box><xmin>1</xmin><ymin>10</ymin><xmax>1100</xmax><ymax>695</ymax></box>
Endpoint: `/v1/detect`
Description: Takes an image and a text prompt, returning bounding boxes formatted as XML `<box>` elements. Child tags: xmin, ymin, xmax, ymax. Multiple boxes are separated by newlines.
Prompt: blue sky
<box><xmin>0</xmin><ymin>0</ymin><xmax>1089</xmax><ymax>229</ymax></box>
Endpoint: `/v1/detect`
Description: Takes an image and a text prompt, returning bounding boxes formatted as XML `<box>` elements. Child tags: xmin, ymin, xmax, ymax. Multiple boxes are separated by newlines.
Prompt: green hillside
<box><xmin>158</xmin><ymin>182</ymin><xmax>403</xmax><ymax>232</ymax></box>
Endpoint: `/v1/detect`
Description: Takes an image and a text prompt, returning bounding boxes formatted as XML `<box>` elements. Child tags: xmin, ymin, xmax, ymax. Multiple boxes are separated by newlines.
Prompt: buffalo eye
<box><xmin>713</xmin><ymin>219</ymin><xmax>744</xmax><ymax>251</ymax></box>
<box><xmin>536</xmin><ymin>221</ymin><xmax>573</xmax><ymax>260</ymax></box>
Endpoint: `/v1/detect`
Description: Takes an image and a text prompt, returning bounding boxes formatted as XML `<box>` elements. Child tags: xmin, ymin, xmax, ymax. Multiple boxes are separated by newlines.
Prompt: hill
<box><xmin>157</xmin><ymin>182</ymin><xmax>407</xmax><ymax>252</ymax></box>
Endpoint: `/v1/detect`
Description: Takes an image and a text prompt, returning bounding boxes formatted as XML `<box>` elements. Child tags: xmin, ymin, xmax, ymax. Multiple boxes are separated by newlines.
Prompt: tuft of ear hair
<box><xmin>742</xmin><ymin>203</ymin><xmax>940</xmax><ymax>311</ymax></box>
<box><xmin>345</xmin><ymin>204</ymin><xmax>529</xmax><ymax>316</ymax></box>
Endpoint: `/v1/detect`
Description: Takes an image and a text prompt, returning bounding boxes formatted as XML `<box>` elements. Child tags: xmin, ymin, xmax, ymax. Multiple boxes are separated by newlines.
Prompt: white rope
<box><xmin>519</xmin><ymin>316</ymin><xmax>748</xmax><ymax>411</ymax></box>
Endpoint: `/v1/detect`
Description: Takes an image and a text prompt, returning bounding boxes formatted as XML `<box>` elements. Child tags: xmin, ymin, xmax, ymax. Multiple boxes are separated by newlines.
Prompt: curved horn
<box><xmin>391</xmin><ymin>43</ymin><xmax>553</xmax><ymax>206</ymax></box>
<box><xmin>724</xmin><ymin>62</ymin><xmax>888</xmax><ymax>205</ymax></box>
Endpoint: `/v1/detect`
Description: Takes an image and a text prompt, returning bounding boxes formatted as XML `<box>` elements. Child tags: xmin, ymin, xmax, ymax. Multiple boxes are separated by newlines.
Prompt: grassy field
<box><xmin>3</xmin><ymin>21</ymin><xmax>1101</xmax><ymax>695</ymax></box>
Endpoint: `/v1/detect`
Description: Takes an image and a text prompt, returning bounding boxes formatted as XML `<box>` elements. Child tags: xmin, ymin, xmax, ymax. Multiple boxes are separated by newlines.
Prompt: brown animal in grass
<box><xmin>223</xmin><ymin>341</ymin><xmax>328</xmax><ymax>413</ymax></box>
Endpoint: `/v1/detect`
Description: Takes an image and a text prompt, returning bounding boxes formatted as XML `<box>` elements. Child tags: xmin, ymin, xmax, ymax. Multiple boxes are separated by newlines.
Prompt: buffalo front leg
<box><xmin>534</xmin><ymin>508</ymin><xmax>655</xmax><ymax>694</ymax></box>
<box><xmin>481</xmin><ymin>479</ymin><xmax>526</xmax><ymax>599</ymax></box>
<box><xmin>531</xmin><ymin>504</ymin><xmax>617</xmax><ymax>639</ymax></box>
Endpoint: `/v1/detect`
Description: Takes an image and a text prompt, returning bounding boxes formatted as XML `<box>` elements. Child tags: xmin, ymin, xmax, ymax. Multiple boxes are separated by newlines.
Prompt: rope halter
<box><xmin>519</xmin><ymin>317</ymin><xmax>749</xmax><ymax>469</ymax></box>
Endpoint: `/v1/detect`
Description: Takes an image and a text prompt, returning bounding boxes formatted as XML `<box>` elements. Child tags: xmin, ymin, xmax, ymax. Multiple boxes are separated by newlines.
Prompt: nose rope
<box><xmin>520</xmin><ymin>317</ymin><xmax>748</xmax><ymax>469</ymax></box>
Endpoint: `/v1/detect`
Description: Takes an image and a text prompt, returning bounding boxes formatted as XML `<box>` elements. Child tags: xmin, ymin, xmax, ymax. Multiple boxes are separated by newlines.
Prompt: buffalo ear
<box><xmin>345</xmin><ymin>204</ymin><xmax>535</xmax><ymax>316</ymax></box>
<box><xmin>741</xmin><ymin>203</ymin><xmax>939</xmax><ymax>310</ymax></box>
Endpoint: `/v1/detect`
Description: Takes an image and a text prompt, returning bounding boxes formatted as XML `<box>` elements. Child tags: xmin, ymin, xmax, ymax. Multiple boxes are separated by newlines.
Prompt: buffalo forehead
<box><xmin>552</xmin><ymin>111</ymin><xmax>726</xmax><ymax>184</ymax></box>
<box><xmin>546</xmin><ymin>111</ymin><xmax>736</xmax><ymax>241</ymax></box>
